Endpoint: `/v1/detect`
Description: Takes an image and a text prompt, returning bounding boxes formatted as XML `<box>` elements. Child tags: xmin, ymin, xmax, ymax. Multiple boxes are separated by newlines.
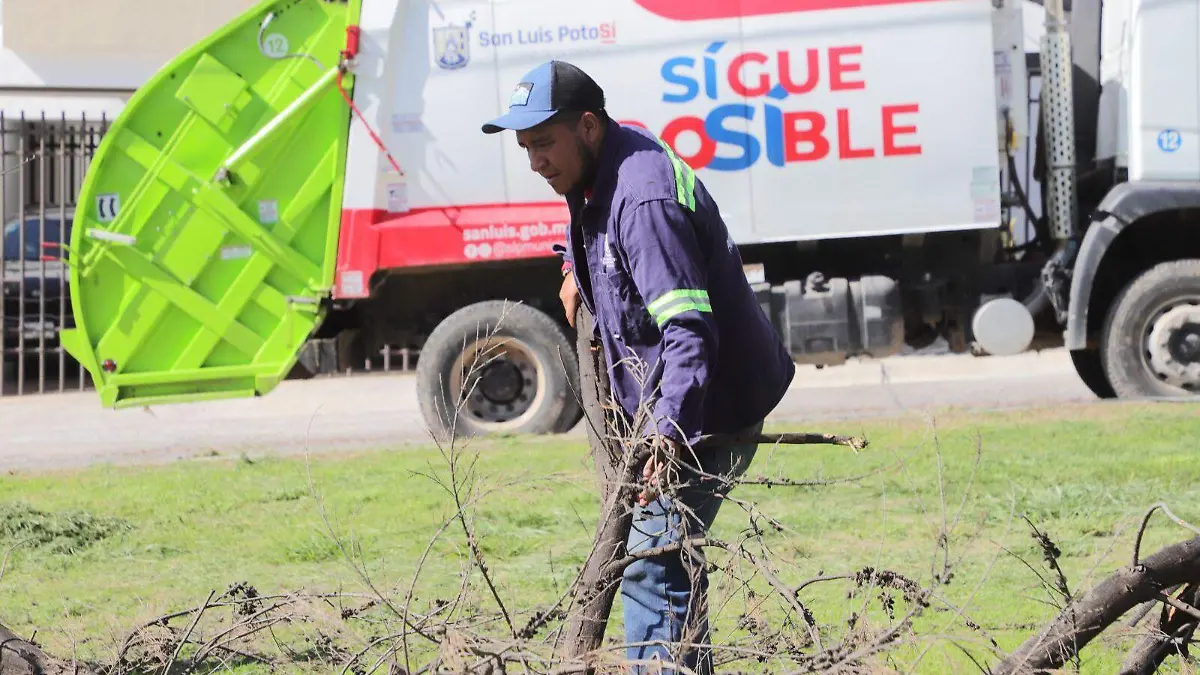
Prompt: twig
<box><xmin>1023</xmin><ymin>516</ymin><xmax>1072</xmax><ymax>603</ymax></box>
<box><xmin>451</xmin><ymin>457</ymin><xmax>519</xmax><ymax>640</ymax></box>
<box><xmin>726</xmin><ymin>466</ymin><xmax>883</xmax><ymax>488</ymax></box>
<box><xmin>0</xmin><ymin>539</ymin><xmax>28</xmax><ymax>586</ymax></box>
<box><xmin>694</xmin><ymin>431</ymin><xmax>868</xmax><ymax>453</ymax></box>
<box><xmin>163</xmin><ymin>589</ymin><xmax>215</xmax><ymax>674</ymax></box>
<box><xmin>1134</xmin><ymin>502</ymin><xmax>1200</xmax><ymax>566</ymax></box>
<box><xmin>932</xmin><ymin>421</ymin><xmax>951</xmax><ymax>585</ymax></box>
<box><xmin>596</xmin><ymin>536</ymin><xmax>716</xmax><ymax>583</ymax></box>
<box><xmin>793</xmin><ymin>574</ymin><xmax>854</xmax><ymax>595</ymax></box>
<box><xmin>1155</xmin><ymin>590</ymin><xmax>1200</xmax><ymax>622</ymax></box>
<box><xmin>733</xmin><ymin>542</ymin><xmax>823</xmax><ymax>652</ymax></box>
<box><xmin>902</xmin><ymin>495</ymin><xmax>1020</xmax><ymax>674</ymax></box>
<box><xmin>190</xmin><ymin>597</ymin><xmax>297</xmax><ymax>665</ymax></box>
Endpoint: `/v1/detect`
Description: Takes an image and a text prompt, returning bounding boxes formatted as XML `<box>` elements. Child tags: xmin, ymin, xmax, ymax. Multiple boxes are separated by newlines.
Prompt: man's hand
<box><xmin>638</xmin><ymin>435</ymin><xmax>682</xmax><ymax>506</ymax></box>
<box><xmin>560</xmin><ymin>271</ymin><xmax>580</xmax><ymax>328</ymax></box>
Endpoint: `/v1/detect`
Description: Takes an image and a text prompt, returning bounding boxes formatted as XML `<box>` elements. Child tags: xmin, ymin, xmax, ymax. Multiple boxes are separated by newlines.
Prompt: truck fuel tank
<box><xmin>755</xmin><ymin>273</ymin><xmax>905</xmax><ymax>367</ymax></box>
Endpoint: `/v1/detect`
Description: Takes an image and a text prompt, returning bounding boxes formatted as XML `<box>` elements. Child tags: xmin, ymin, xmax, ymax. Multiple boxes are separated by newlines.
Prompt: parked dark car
<box><xmin>3</xmin><ymin>209</ymin><xmax>75</xmax><ymax>375</ymax></box>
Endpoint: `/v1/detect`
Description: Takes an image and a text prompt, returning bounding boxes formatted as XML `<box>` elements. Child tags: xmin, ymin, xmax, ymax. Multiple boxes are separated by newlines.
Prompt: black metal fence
<box><xmin>1</xmin><ymin>112</ymin><xmax>107</xmax><ymax>396</ymax></box>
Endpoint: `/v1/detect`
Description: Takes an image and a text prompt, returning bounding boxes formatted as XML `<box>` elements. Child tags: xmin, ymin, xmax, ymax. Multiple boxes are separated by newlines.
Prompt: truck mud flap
<box><xmin>59</xmin><ymin>0</ymin><xmax>360</xmax><ymax>408</ymax></box>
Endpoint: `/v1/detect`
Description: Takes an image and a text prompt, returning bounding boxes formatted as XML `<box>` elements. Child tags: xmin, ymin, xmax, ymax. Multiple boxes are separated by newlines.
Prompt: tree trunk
<box><xmin>557</xmin><ymin>305</ymin><xmax>638</xmax><ymax>671</ymax></box>
<box><xmin>0</xmin><ymin>622</ymin><xmax>80</xmax><ymax>675</ymax></box>
<box><xmin>573</xmin><ymin>305</ymin><xmax>623</xmax><ymax>501</ymax></box>
<box><xmin>993</xmin><ymin>536</ymin><xmax>1200</xmax><ymax>675</ymax></box>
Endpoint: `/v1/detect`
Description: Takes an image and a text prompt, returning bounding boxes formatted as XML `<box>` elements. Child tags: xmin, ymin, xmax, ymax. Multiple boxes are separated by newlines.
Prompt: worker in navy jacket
<box><xmin>483</xmin><ymin>60</ymin><xmax>795</xmax><ymax>674</ymax></box>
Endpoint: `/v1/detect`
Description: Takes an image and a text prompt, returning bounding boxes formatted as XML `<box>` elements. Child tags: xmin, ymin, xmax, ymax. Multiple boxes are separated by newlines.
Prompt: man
<box><xmin>481</xmin><ymin>60</ymin><xmax>796</xmax><ymax>673</ymax></box>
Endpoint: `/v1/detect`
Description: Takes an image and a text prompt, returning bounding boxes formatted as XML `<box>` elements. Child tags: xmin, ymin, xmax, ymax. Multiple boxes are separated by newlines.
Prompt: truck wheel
<box><xmin>417</xmin><ymin>300</ymin><xmax>583</xmax><ymax>441</ymax></box>
<box><xmin>1069</xmin><ymin>348</ymin><xmax>1116</xmax><ymax>399</ymax></box>
<box><xmin>1101</xmin><ymin>259</ymin><xmax>1200</xmax><ymax>399</ymax></box>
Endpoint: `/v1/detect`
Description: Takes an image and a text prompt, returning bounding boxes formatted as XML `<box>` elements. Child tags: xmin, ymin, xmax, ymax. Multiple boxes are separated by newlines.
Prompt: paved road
<box><xmin>0</xmin><ymin>348</ymin><xmax>1096</xmax><ymax>472</ymax></box>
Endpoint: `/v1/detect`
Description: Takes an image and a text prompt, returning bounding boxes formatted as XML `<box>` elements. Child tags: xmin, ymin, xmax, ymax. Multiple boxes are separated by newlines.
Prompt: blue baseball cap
<box><xmin>482</xmin><ymin>60</ymin><xmax>606</xmax><ymax>134</ymax></box>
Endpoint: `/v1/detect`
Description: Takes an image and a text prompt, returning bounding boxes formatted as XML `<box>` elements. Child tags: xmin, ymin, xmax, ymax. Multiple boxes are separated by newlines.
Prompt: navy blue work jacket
<box><xmin>560</xmin><ymin>121</ymin><xmax>795</xmax><ymax>446</ymax></box>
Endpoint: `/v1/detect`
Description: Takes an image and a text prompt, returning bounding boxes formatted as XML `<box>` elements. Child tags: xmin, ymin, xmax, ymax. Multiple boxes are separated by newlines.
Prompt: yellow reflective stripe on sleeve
<box><xmin>655</xmin><ymin>300</ymin><xmax>713</xmax><ymax>326</ymax></box>
<box><xmin>647</xmin><ymin>289</ymin><xmax>710</xmax><ymax>315</ymax></box>
<box><xmin>654</xmin><ymin>137</ymin><xmax>697</xmax><ymax>211</ymax></box>
<box><xmin>647</xmin><ymin>289</ymin><xmax>712</xmax><ymax>326</ymax></box>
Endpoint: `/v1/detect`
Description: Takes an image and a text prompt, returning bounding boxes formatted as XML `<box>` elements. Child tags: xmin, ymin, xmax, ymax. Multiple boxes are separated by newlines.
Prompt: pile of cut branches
<box><xmin>3</xmin><ymin>302</ymin><xmax>1199</xmax><ymax>675</ymax></box>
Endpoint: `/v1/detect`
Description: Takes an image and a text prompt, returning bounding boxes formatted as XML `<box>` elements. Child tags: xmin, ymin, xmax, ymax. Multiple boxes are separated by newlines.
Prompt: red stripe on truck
<box><xmin>634</xmin><ymin>0</ymin><xmax>944</xmax><ymax>20</ymax></box>
<box><xmin>334</xmin><ymin>203</ymin><xmax>572</xmax><ymax>299</ymax></box>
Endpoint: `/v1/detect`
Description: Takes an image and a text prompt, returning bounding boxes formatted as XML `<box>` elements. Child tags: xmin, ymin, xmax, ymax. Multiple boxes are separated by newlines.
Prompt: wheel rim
<box><xmin>448</xmin><ymin>335</ymin><xmax>547</xmax><ymax>431</ymax></box>
<box><xmin>1141</xmin><ymin>294</ymin><xmax>1200</xmax><ymax>391</ymax></box>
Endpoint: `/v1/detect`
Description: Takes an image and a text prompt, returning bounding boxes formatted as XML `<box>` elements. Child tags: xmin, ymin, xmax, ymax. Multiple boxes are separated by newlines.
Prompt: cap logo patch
<box><xmin>510</xmin><ymin>82</ymin><xmax>533</xmax><ymax>107</ymax></box>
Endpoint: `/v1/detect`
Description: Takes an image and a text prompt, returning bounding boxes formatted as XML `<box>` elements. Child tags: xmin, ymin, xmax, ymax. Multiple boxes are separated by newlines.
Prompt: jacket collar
<box><xmin>568</xmin><ymin>120</ymin><xmax>623</xmax><ymax>215</ymax></box>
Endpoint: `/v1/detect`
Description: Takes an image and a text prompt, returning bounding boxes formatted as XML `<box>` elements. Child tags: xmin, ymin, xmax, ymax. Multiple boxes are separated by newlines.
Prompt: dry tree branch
<box><xmin>1155</xmin><ymin>590</ymin><xmax>1200</xmax><ymax>622</ymax></box>
<box><xmin>989</xmin><ymin>503</ymin><xmax>1200</xmax><ymax>675</ymax></box>
<box><xmin>444</xmin><ymin>435</ymin><xmax>519</xmax><ymax>641</ymax></box>
<box><xmin>0</xmin><ymin>621</ymin><xmax>80</xmax><ymax>675</ymax></box>
<box><xmin>993</xmin><ymin>501</ymin><xmax>1200</xmax><ymax>675</ymax></box>
<box><xmin>903</xmin><ymin>494</ymin><xmax>1021</xmax><ymax>675</ymax></box>
<box><xmin>189</xmin><ymin>595</ymin><xmax>310</xmax><ymax>665</ymax></box>
<box><xmin>1118</xmin><ymin>582</ymin><xmax>1200</xmax><ymax>675</ymax></box>
<box><xmin>0</xmin><ymin>540</ymin><xmax>29</xmax><ymax>589</ymax></box>
<box><xmin>161</xmin><ymin>589</ymin><xmax>214</xmax><ymax>674</ymax></box>
<box><xmin>302</xmin><ymin>416</ymin><xmax>434</xmax><ymax>675</ymax></box>
<box><xmin>1023</xmin><ymin>516</ymin><xmax>1073</xmax><ymax>605</ymax></box>
<box><xmin>1136</xmin><ymin>502</ymin><xmax>1200</xmax><ymax>567</ymax></box>
<box><xmin>287</xmin><ymin>301</ymin><xmax>553</xmax><ymax>675</ymax></box>
<box><xmin>0</xmin><ymin>297</ymin><xmax>893</xmax><ymax>675</ymax></box>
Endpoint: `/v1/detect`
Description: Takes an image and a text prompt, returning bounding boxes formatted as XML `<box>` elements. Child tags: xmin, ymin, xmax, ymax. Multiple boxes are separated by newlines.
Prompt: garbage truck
<box><xmin>57</xmin><ymin>0</ymin><xmax>1200</xmax><ymax>439</ymax></box>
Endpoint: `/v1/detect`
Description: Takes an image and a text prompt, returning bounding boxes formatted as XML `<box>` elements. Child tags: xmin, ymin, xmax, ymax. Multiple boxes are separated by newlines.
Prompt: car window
<box><xmin>3</xmin><ymin>217</ymin><xmax>65</xmax><ymax>262</ymax></box>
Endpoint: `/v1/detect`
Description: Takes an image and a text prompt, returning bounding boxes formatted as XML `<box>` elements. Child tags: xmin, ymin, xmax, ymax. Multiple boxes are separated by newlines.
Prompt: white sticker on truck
<box><xmin>258</xmin><ymin>199</ymin><xmax>280</xmax><ymax>225</ymax></box>
<box><xmin>340</xmin><ymin>270</ymin><xmax>364</xmax><ymax>297</ymax></box>
<box><xmin>221</xmin><ymin>245</ymin><xmax>253</xmax><ymax>261</ymax></box>
<box><xmin>263</xmin><ymin>33</ymin><xmax>290</xmax><ymax>58</ymax></box>
<box><xmin>971</xmin><ymin>166</ymin><xmax>1001</xmax><ymax>221</ymax></box>
<box><xmin>387</xmin><ymin>182</ymin><xmax>409</xmax><ymax>213</ymax></box>
<box><xmin>96</xmin><ymin>193</ymin><xmax>120</xmax><ymax>223</ymax></box>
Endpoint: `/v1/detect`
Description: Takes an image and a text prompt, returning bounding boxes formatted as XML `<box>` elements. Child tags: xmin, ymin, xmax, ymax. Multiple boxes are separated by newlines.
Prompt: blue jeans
<box><xmin>620</xmin><ymin>422</ymin><xmax>763</xmax><ymax>674</ymax></box>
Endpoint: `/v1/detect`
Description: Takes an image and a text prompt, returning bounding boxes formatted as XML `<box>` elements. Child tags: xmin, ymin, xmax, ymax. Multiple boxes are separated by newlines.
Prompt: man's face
<box><xmin>516</xmin><ymin>114</ymin><xmax>600</xmax><ymax>195</ymax></box>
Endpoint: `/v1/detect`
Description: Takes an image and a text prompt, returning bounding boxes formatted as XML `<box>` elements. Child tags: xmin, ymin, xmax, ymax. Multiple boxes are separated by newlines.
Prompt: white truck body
<box><xmin>338</xmin><ymin>0</ymin><xmax>1023</xmax><ymax>297</ymax></box>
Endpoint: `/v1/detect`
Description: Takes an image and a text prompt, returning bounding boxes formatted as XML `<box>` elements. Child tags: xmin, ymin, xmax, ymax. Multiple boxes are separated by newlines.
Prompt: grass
<box><xmin>0</xmin><ymin>399</ymin><xmax>1198</xmax><ymax>673</ymax></box>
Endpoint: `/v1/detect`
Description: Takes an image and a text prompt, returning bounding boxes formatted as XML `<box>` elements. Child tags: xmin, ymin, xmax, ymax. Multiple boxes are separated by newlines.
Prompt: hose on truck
<box><xmin>998</xmin><ymin>109</ymin><xmax>1054</xmax><ymax>319</ymax></box>
<box><xmin>336</xmin><ymin>25</ymin><xmax>405</xmax><ymax>176</ymax></box>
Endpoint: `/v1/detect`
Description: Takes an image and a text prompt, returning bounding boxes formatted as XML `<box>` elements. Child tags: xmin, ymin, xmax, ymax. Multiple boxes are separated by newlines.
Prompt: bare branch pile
<box><xmin>2</xmin><ymin>302</ymin><xmax>1198</xmax><ymax>675</ymax></box>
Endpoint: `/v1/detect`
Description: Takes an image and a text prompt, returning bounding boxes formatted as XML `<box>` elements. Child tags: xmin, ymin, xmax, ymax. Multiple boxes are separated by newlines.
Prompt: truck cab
<box><xmin>1043</xmin><ymin>0</ymin><xmax>1200</xmax><ymax>399</ymax></box>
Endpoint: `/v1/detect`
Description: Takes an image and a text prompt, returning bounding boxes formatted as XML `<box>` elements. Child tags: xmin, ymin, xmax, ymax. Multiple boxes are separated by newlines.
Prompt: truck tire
<box><xmin>417</xmin><ymin>300</ymin><xmax>583</xmax><ymax>441</ymax></box>
<box><xmin>1069</xmin><ymin>348</ymin><xmax>1116</xmax><ymax>399</ymax></box>
<box><xmin>1100</xmin><ymin>259</ymin><xmax>1200</xmax><ymax>399</ymax></box>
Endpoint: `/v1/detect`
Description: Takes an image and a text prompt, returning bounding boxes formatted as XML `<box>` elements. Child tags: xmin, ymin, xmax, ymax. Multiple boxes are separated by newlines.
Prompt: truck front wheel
<box><xmin>417</xmin><ymin>300</ymin><xmax>583</xmax><ymax>441</ymax></box>
<box><xmin>1069</xmin><ymin>348</ymin><xmax>1116</xmax><ymax>399</ymax></box>
<box><xmin>1101</xmin><ymin>259</ymin><xmax>1200</xmax><ymax>399</ymax></box>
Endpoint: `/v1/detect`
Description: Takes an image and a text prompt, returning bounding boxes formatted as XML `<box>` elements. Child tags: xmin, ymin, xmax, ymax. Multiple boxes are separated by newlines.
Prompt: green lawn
<box><xmin>1</xmin><ymin>400</ymin><xmax>1198</xmax><ymax>674</ymax></box>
